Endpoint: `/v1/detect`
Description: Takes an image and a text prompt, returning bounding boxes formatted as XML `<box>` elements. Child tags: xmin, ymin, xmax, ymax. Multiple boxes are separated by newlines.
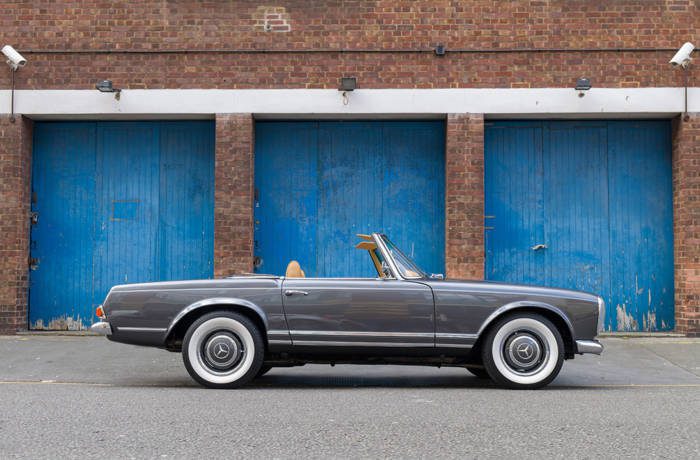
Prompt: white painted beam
<box><xmin>0</xmin><ymin>88</ymin><xmax>697</xmax><ymax>119</ymax></box>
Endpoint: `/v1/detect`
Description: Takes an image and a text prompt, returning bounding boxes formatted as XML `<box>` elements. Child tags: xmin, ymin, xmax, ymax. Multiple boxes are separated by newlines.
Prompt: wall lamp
<box><xmin>575</xmin><ymin>77</ymin><xmax>591</xmax><ymax>97</ymax></box>
<box><xmin>670</xmin><ymin>42</ymin><xmax>695</xmax><ymax>121</ymax></box>
<box><xmin>2</xmin><ymin>45</ymin><xmax>27</xmax><ymax>123</ymax></box>
<box><xmin>96</xmin><ymin>80</ymin><xmax>121</xmax><ymax>100</ymax></box>
<box><xmin>339</xmin><ymin>77</ymin><xmax>356</xmax><ymax>105</ymax></box>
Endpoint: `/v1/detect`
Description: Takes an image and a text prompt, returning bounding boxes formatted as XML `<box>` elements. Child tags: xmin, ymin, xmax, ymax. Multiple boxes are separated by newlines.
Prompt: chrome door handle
<box><xmin>284</xmin><ymin>289</ymin><xmax>308</xmax><ymax>296</ymax></box>
<box><xmin>531</xmin><ymin>244</ymin><xmax>548</xmax><ymax>251</ymax></box>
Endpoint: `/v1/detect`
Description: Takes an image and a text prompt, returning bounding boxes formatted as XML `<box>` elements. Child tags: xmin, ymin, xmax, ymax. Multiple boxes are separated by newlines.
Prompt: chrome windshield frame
<box><xmin>372</xmin><ymin>233</ymin><xmax>403</xmax><ymax>280</ymax></box>
<box><xmin>372</xmin><ymin>233</ymin><xmax>426</xmax><ymax>280</ymax></box>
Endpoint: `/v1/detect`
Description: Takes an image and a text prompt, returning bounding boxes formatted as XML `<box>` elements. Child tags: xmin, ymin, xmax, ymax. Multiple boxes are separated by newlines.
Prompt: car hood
<box><xmin>421</xmin><ymin>278</ymin><xmax>600</xmax><ymax>303</ymax></box>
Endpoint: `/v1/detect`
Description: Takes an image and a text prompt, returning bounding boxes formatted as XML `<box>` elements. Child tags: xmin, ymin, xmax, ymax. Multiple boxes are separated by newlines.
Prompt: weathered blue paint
<box><xmin>30</xmin><ymin>121</ymin><xmax>214</xmax><ymax>329</ymax></box>
<box><xmin>254</xmin><ymin>120</ymin><xmax>445</xmax><ymax>278</ymax></box>
<box><xmin>607</xmin><ymin>121</ymin><xmax>674</xmax><ymax>331</ymax></box>
<box><xmin>485</xmin><ymin>120</ymin><xmax>673</xmax><ymax>331</ymax></box>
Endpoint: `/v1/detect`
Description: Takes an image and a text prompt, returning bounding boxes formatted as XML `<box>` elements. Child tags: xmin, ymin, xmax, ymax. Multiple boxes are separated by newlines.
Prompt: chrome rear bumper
<box><xmin>576</xmin><ymin>339</ymin><xmax>603</xmax><ymax>355</ymax></box>
<box><xmin>90</xmin><ymin>321</ymin><xmax>112</xmax><ymax>336</ymax></box>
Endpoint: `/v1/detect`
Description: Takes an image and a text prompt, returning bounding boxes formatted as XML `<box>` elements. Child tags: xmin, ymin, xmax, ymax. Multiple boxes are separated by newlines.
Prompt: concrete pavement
<box><xmin>0</xmin><ymin>336</ymin><xmax>698</xmax><ymax>458</ymax></box>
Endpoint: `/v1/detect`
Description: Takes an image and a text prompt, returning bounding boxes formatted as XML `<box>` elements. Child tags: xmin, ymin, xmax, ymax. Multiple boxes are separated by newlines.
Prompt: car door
<box><xmin>281</xmin><ymin>278</ymin><xmax>435</xmax><ymax>347</ymax></box>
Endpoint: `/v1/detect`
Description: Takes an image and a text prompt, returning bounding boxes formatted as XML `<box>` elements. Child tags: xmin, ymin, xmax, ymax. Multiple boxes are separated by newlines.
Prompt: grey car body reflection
<box><xmin>96</xmin><ymin>233</ymin><xmax>604</xmax><ymax>366</ymax></box>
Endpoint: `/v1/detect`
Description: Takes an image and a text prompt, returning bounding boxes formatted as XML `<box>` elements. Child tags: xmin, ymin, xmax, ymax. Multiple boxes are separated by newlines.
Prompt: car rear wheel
<box><xmin>182</xmin><ymin>311</ymin><xmax>264</xmax><ymax>389</ymax></box>
<box><xmin>481</xmin><ymin>313</ymin><xmax>564</xmax><ymax>389</ymax></box>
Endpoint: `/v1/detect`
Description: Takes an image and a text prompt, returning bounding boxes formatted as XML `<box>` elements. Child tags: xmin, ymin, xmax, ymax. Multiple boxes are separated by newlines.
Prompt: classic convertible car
<box><xmin>91</xmin><ymin>233</ymin><xmax>604</xmax><ymax>389</ymax></box>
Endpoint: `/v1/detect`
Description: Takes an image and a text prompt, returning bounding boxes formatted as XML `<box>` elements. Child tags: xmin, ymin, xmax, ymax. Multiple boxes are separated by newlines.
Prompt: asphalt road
<box><xmin>1</xmin><ymin>336</ymin><xmax>698</xmax><ymax>459</ymax></box>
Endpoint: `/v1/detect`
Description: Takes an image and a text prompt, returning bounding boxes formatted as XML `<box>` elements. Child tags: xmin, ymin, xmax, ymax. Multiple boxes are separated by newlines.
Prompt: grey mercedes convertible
<box><xmin>91</xmin><ymin>233</ymin><xmax>604</xmax><ymax>389</ymax></box>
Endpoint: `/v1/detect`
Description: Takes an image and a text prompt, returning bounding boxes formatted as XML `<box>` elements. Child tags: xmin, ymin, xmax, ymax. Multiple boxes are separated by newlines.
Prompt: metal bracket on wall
<box><xmin>28</xmin><ymin>257</ymin><xmax>39</xmax><ymax>271</ymax></box>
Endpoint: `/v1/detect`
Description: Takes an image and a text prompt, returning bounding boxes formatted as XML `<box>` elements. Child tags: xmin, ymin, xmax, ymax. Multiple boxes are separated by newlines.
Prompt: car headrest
<box><xmin>285</xmin><ymin>260</ymin><xmax>306</xmax><ymax>278</ymax></box>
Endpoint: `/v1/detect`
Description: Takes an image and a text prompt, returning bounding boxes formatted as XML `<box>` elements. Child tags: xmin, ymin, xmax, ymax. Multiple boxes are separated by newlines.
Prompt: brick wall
<box><xmin>214</xmin><ymin>114</ymin><xmax>254</xmax><ymax>277</ymax></box>
<box><xmin>445</xmin><ymin>114</ymin><xmax>485</xmax><ymax>280</ymax></box>
<box><xmin>4</xmin><ymin>0</ymin><xmax>695</xmax><ymax>53</ymax></box>
<box><xmin>0</xmin><ymin>1</ymin><xmax>697</xmax><ymax>89</ymax></box>
<box><xmin>672</xmin><ymin>114</ymin><xmax>700</xmax><ymax>336</ymax></box>
<box><xmin>0</xmin><ymin>1</ymin><xmax>698</xmax><ymax>334</ymax></box>
<box><xmin>0</xmin><ymin>117</ymin><xmax>32</xmax><ymax>334</ymax></box>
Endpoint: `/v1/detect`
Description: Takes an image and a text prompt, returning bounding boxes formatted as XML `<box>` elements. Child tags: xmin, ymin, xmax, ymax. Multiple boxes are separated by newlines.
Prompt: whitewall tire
<box><xmin>481</xmin><ymin>313</ymin><xmax>564</xmax><ymax>389</ymax></box>
<box><xmin>182</xmin><ymin>311</ymin><xmax>264</xmax><ymax>389</ymax></box>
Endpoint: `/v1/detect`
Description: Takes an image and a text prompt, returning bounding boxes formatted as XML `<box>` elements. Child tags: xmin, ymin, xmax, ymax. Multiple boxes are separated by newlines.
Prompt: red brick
<box><xmin>214</xmin><ymin>114</ymin><xmax>254</xmax><ymax>277</ymax></box>
<box><xmin>0</xmin><ymin>117</ymin><xmax>32</xmax><ymax>334</ymax></box>
<box><xmin>673</xmin><ymin>114</ymin><xmax>700</xmax><ymax>336</ymax></box>
<box><xmin>445</xmin><ymin>114</ymin><xmax>484</xmax><ymax>280</ymax></box>
<box><xmin>0</xmin><ymin>1</ymin><xmax>697</xmax><ymax>90</ymax></box>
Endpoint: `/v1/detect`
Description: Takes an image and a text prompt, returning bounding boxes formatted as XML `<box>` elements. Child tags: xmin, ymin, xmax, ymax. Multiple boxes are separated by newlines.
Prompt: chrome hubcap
<box><xmin>502</xmin><ymin>331</ymin><xmax>547</xmax><ymax>374</ymax></box>
<box><xmin>202</xmin><ymin>332</ymin><xmax>244</xmax><ymax>372</ymax></box>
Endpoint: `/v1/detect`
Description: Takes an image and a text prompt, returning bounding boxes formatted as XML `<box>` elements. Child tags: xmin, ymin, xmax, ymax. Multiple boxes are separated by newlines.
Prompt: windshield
<box><xmin>380</xmin><ymin>235</ymin><xmax>427</xmax><ymax>279</ymax></box>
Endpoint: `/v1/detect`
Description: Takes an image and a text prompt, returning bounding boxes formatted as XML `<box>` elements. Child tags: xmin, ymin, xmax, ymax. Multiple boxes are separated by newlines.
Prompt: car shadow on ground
<box><xmin>102</xmin><ymin>373</ymin><xmax>622</xmax><ymax>390</ymax></box>
<box><xmin>249</xmin><ymin>374</ymin><xmax>497</xmax><ymax>389</ymax></box>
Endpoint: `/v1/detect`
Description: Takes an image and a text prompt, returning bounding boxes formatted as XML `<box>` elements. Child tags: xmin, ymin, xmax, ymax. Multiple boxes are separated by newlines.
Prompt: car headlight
<box><xmin>597</xmin><ymin>296</ymin><xmax>606</xmax><ymax>333</ymax></box>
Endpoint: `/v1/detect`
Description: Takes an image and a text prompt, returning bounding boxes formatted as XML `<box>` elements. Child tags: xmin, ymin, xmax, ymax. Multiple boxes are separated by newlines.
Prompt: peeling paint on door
<box><xmin>616</xmin><ymin>304</ymin><xmax>639</xmax><ymax>331</ymax></box>
<box><xmin>31</xmin><ymin>315</ymin><xmax>88</xmax><ymax>331</ymax></box>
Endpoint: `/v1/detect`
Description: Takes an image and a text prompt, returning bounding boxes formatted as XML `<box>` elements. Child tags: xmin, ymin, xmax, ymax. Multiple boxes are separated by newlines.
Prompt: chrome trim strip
<box><xmin>267</xmin><ymin>329</ymin><xmax>290</xmax><ymax>335</ymax></box>
<box><xmin>89</xmin><ymin>321</ymin><xmax>112</xmax><ymax>336</ymax></box>
<box><xmin>276</xmin><ymin>287</ymin><xmax>427</xmax><ymax>291</ymax></box>
<box><xmin>476</xmin><ymin>301</ymin><xmax>574</xmax><ymax>338</ymax></box>
<box><xmin>436</xmin><ymin>343</ymin><xmax>473</xmax><ymax>349</ymax></box>
<box><xmin>576</xmin><ymin>339</ymin><xmax>604</xmax><ymax>355</ymax></box>
<box><xmin>118</xmin><ymin>326</ymin><xmax>167</xmax><ymax>332</ymax></box>
<box><xmin>166</xmin><ymin>297</ymin><xmax>268</xmax><ymax>337</ymax></box>
<box><xmin>436</xmin><ymin>333</ymin><xmax>478</xmax><ymax>339</ymax></box>
<box><xmin>290</xmin><ymin>330</ymin><xmax>434</xmax><ymax>338</ymax></box>
<box><xmin>113</xmin><ymin>287</ymin><xmax>271</xmax><ymax>293</ymax></box>
<box><xmin>268</xmin><ymin>339</ymin><xmax>292</xmax><ymax>345</ymax></box>
<box><xmin>294</xmin><ymin>340</ymin><xmax>434</xmax><ymax>347</ymax></box>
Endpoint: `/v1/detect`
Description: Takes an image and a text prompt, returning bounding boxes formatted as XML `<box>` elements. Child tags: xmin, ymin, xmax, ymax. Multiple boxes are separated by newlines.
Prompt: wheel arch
<box><xmin>164</xmin><ymin>298</ymin><xmax>268</xmax><ymax>351</ymax></box>
<box><xmin>474</xmin><ymin>302</ymin><xmax>576</xmax><ymax>358</ymax></box>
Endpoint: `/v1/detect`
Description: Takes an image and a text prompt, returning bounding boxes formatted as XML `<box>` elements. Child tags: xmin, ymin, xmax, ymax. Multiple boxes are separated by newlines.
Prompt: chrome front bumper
<box><xmin>576</xmin><ymin>339</ymin><xmax>603</xmax><ymax>355</ymax></box>
<box><xmin>90</xmin><ymin>321</ymin><xmax>112</xmax><ymax>336</ymax></box>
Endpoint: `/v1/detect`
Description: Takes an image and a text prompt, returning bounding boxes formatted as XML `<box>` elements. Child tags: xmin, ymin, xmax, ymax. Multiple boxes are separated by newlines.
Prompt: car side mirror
<box><xmin>430</xmin><ymin>273</ymin><xmax>444</xmax><ymax>280</ymax></box>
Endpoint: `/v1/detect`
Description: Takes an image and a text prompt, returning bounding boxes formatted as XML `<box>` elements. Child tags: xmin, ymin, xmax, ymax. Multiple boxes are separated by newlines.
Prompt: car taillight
<box><xmin>96</xmin><ymin>305</ymin><xmax>105</xmax><ymax>319</ymax></box>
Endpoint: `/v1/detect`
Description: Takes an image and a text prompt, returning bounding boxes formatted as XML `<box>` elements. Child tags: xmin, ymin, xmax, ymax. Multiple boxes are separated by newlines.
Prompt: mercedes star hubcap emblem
<box><xmin>214</xmin><ymin>343</ymin><xmax>230</xmax><ymax>359</ymax></box>
<box><xmin>517</xmin><ymin>343</ymin><xmax>533</xmax><ymax>359</ymax></box>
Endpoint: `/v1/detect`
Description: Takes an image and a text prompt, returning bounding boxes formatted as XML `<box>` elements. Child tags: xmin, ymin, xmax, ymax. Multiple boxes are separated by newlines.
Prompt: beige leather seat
<box><xmin>285</xmin><ymin>260</ymin><xmax>306</xmax><ymax>278</ymax></box>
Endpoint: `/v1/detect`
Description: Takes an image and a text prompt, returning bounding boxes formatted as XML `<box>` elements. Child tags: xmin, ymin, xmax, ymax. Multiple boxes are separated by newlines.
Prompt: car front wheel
<box><xmin>481</xmin><ymin>313</ymin><xmax>564</xmax><ymax>389</ymax></box>
<box><xmin>182</xmin><ymin>311</ymin><xmax>264</xmax><ymax>389</ymax></box>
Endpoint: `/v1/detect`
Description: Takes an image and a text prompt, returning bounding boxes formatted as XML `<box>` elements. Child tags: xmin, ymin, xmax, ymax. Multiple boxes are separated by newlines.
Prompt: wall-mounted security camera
<box><xmin>669</xmin><ymin>42</ymin><xmax>694</xmax><ymax>68</ymax></box>
<box><xmin>2</xmin><ymin>45</ymin><xmax>27</xmax><ymax>70</ymax></box>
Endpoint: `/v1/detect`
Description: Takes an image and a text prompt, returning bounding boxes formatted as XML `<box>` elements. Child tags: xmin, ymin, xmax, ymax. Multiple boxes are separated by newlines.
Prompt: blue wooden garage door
<box><xmin>254</xmin><ymin>121</ymin><xmax>445</xmax><ymax>278</ymax></box>
<box><xmin>485</xmin><ymin>120</ymin><xmax>673</xmax><ymax>331</ymax></box>
<box><xmin>30</xmin><ymin>121</ymin><xmax>214</xmax><ymax>330</ymax></box>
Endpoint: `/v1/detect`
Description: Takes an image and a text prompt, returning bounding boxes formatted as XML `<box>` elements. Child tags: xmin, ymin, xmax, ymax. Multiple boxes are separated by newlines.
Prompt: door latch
<box><xmin>28</xmin><ymin>257</ymin><xmax>40</xmax><ymax>270</ymax></box>
<box><xmin>30</xmin><ymin>212</ymin><xmax>38</xmax><ymax>225</ymax></box>
<box><xmin>531</xmin><ymin>244</ymin><xmax>548</xmax><ymax>251</ymax></box>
